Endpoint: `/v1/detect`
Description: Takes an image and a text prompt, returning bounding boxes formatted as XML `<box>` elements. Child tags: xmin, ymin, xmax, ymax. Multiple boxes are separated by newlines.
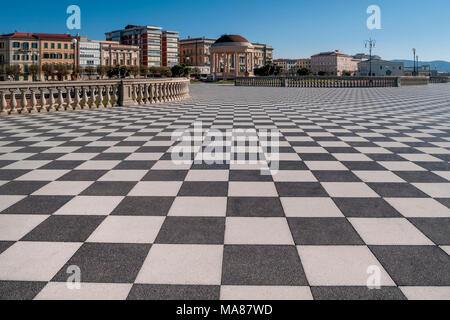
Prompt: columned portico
<box><xmin>210</xmin><ymin>35</ymin><xmax>255</xmax><ymax>80</ymax></box>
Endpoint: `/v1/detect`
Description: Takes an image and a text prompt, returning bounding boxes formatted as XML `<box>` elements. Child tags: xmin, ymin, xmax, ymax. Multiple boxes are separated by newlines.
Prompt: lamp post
<box><xmin>416</xmin><ymin>55</ymin><xmax>419</xmax><ymax>76</ymax></box>
<box><xmin>412</xmin><ymin>48</ymin><xmax>416</xmax><ymax>76</ymax></box>
<box><xmin>365</xmin><ymin>39</ymin><xmax>376</xmax><ymax>76</ymax></box>
<box><xmin>72</xmin><ymin>38</ymin><xmax>78</xmax><ymax>80</ymax></box>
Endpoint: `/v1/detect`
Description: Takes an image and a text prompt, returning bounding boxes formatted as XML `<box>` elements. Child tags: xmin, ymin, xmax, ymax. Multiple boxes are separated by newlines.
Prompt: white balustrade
<box><xmin>0</xmin><ymin>78</ymin><xmax>190</xmax><ymax>116</ymax></box>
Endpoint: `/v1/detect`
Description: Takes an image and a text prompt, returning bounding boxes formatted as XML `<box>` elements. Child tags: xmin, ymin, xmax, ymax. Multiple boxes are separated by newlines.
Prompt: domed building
<box><xmin>210</xmin><ymin>35</ymin><xmax>255</xmax><ymax>79</ymax></box>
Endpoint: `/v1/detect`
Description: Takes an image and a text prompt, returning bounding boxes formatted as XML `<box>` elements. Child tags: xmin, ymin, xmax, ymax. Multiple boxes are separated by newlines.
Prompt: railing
<box><xmin>430</xmin><ymin>76</ymin><xmax>450</xmax><ymax>84</ymax></box>
<box><xmin>0</xmin><ymin>78</ymin><xmax>190</xmax><ymax>116</ymax></box>
<box><xmin>235</xmin><ymin>76</ymin><xmax>432</xmax><ymax>88</ymax></box>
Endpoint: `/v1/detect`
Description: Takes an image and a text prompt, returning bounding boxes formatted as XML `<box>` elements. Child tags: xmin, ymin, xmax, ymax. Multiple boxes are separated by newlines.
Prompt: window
<box><xmin>43</xmin><ymin>53</ymin><xmax>49</xmax><ymax>59</ymax></box>
<box><xmin>32</xmin><ymin>43</ymin><xmax>38</xmax><ymax>49</ymax></box>
<box><xmin>51</xmin><ymin>43</ymin><xmax>55</xmax><ymax>49</ymax></box>
<box><xmin>13</xmin><ymin>42</ymin><xmax>20</xmax><ymax>48</ymax></box>
<box><xmin>64</xmin><ymin>53</ymin><xmax>68</xmax><ymax>59</ymax></box>
<box><xmin>58</xmin><ymin>43</ymin><xmax>61</xmax><ymax>49</ymax></box>
<box><xmin>0</xmin><ymin>55</ymin><xmax>3</xmax><ymax>63</ymax></box>
<box><xmin>13</xmin><ymin>54</ymin><xmax>20</xmax><ymax>61</ymax></box>
<box><xmin>64</xmin><ymin>44</ymin><xmax>68</xmax><ymax>49</ymax></box>
<box><xmin>22</xmin><ymin>42</ymin><xmax>29</xmax><ymax>50</ymax></box>
<box><xmin>32</xmin><ymin>55</ymin><xmax>38</xmax><ymax>61</ymax></box>
<box><xmin>22</xmin><ymin>55</ymin><xmax>29</xmax><ymax>61</ymax></box>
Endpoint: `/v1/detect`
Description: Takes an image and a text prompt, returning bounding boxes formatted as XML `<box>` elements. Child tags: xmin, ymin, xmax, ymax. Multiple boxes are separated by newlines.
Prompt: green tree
<box><xmin>42</xmin><ymin>63</ymin><xmax>54</xmax><ymax>80</ymax></box>
<box><xmin>297</xmin><ymin>67</ymin><xmax>312</xmax><ymax>76</ymax></box>
<box><xmin>97</xmin><ymin>65</ymin><xmax>108</xmax><ymax>79</ymax></box>
<box><xmin>139</xmin><ymin>65</ymin><xmax>149</xmax><ymax>77</ymax></box>
<box><xmin>28</xmin><ymin>65</ymin><xmax>40</xmax><ymax>81</ymax></box>
<box><xmin>84</xmin><ymin>66</ymin><xmax>96</xmax><ymax>79</ymax></box>
<box><xmin>254</xmin><ymin>64</ymin><xmax>282</xmax><ymax>77</ymax></box>
<box><xmin>119</xmin><ymin>66</ymin><xmax>130</xmax><ymax>78</ymax></box>
<box><xmin>6</xmin><ymin>65</ymin><xmax>22</xmax><ymax>80</ymax></box>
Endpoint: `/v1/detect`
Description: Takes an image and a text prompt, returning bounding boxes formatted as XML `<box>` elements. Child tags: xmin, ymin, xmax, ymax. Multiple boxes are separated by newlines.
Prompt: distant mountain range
<box><xmin>391</xmin><ymin>60</ymin><xmax>450</xmax><ymax>72</ymax></box>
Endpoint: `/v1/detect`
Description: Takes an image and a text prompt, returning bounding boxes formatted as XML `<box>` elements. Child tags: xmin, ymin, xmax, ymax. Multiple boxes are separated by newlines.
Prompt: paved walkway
<box><xmin>0</xmin><ymin>84</ymin><xmax>449</xmax><ymax>300</ymax></box>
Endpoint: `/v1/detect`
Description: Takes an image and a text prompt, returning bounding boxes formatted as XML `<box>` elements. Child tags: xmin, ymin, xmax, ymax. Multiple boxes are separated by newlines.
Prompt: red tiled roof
<box><xmin>0</xmin><ymin>32</ymin><xmax>73</xmax><ymax>41</ymax></box>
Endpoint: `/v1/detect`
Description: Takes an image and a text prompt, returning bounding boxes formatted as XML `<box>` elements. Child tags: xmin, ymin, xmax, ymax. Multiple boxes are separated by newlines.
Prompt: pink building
<box><xmin>311</xmin><ymin>50</ymin><xmax>359</xmax><ymax>76</ymax></box>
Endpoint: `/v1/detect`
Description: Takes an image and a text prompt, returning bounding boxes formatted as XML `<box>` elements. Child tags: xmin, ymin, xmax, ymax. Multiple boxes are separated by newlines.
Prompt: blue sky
<box><xmin>1</xmin><ymin>0</ymin><xmax>449</xmax><ymax>61</ymax></box>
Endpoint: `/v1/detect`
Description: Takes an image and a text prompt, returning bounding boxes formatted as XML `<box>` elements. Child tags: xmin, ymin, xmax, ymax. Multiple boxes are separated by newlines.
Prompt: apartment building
<box><xmin>77</xmin><ymin>36</ymin><xmax>101</xmax><ymax>71</ymax></box>
<box><xmin>106</xmin><ymin>25</ymin><xmax>178</xmax><ymax>67</ymax></box>
<box><xmin>358</xmin><ymin>59</ymin><xmax>404</xmax><ymax>76</ymax></box>
<box><xmin>162</xmin><ymin>31</ymin><xmax>179</xmax><ymax>67</ymax></box>
<box><xmin>274</xmin><ymin>58</ymin><xmax>312</xmax><ymax>73</ymax></box>
<box><xmin>311</xmin><ymin>50</ymin><xmax>359</xmax><ymax>76</ymax></box>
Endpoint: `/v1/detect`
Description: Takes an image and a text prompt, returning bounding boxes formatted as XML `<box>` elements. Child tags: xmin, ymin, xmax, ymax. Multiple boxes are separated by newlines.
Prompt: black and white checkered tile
<box><xmin>0</xmin><ymin>84</ymin><xmax>449</xmax><ymax>300</ymax></box>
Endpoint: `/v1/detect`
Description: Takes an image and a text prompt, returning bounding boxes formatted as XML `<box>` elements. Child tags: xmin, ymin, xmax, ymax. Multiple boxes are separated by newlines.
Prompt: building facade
<box><xmin>252</xmin><ymin>43</ymin><xmax>273</xmax><ymax>68</ymax></box>
<box><xmin>358</xmin><ymin>59</ymin><xmax>404</xmax><ymax>76</ymax></box>
<box><xmin>179</xmin><ymin>37</ymin><xmax>216</xmax><ymax>68</ymax></box>
<box><xmin>0</xmin><ymin>32</ymin><xmax>40</xmax><ymax>81</ymax></box>
<box><xmin>97</xmin><ymin>41</ymin><xmax>140</xmax><ymax>67</ymax></box>
<box><xmin>311</xmin><ymin>50</ymin><xmax>359</xmax><ymax>76</ymax></box>
<box><xmin>274</xmin><ymin>58</ymin><xmax>312</xmax><ymax>73</ymax></box>
<box><xmin>0</xmin><ymin>32</ymin><xmax>76</xmax><ymax>81</ymax></box>
<box><xmin>106</xmin><ymin>25</ymin><xmax>178</xmax><ymax>67</ymax></box>
<box><xmin>162</xmin><ymin>31</ymin><xmax>179</xmax><ymax>67</ymax></box>
<box><xmin>77</xmin><ymin>36</ymin><xmax>101</xmax><ymax>70</ymax></box>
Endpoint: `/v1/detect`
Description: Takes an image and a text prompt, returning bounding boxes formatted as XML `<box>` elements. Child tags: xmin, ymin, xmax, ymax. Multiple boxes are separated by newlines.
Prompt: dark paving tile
<box><xmin>367</xmin><ymin>183</ymin><xmax>429</xmax><ymax>198</ymax></box>
<box><xmin>409</xmin><ymin>218</ymin><xmax>450</xmax><ymax>245</ymax></box>
<box><xmin>299</xmin><ymin>154</ymin><xmax>337</xmax><ymax>161</ymax></box>
<box><xmin>178</xmin><ymin>182</ymin><xmax>228</xmax><ymax>197</ymax></box>
<box><xmin>58</xmin><ymin>170</ymin><xmax>108</xmax><ymax>181</ymax></box>
<box><xmin>437</xmin><ymin>198</ymin><xmax>450</xmax><ymax>209</ymax></box>
<box><xmin>0</xmin><ymin>281</ymin><xmax>47</xmax><ymax>300</ymax></box>
<box><xmin>222</xmin><ymin>245</ymin><xmax>308</xmax><ymax>286</ymax></box>
<box><xmin>22</xmin><ymin>215</ymin><xmax>105</xmax><ymax>242</ymax></box>
<box><xmin>394</xmin><ymin>171</ymin><xmax>448</xmax><ymax>183</ymax></box>
<box><xmin>2</xmin><ymin>196</ymin><xmax>73</xmax><ymax>215</ymax></box>
<box><xmin>418</xmin><ymin>162</ymin><xmax>450</xmax><ymax>171</ymax></box>
<box><xmin>92</xmin><ymin>153</ymin><xmax>130</xmax><ymax>161</ymax></box>
<box><xmin>191</xmin><ymin>163</ymin><xmax>230</xmax><ymax>170</ymax></box>
<box><xmin>288</xmin><ymin>218</ymin><xmax>364</xmax><ymax>245</ymax></box>
<box><xmin>27</xmin><ymin>153</ymin><xmax>65</xmax><ymax>161</ymax></box>
<box><xmin>53</xmin><ymin>243</ymin><xmax>151</xmax><ymax>283</ymax></box>
<box><xmin>311</xmin><ymin>286</ymin><xmax>406</xmax><ymax>300</ymax></box>
<box><xmin>343</xmin><ymin>161</ymin><xmax>386</xmax><ymax>171</ymax></box>
<box><xmin>143</xmin><ymin>170</ymin><xmax>188</xmax><ymax>181</ymax></box>
<box><xmin>0</xmin><ymin>170</ymin><xmax>30</xmax><ymax>180</ymax></box>
<box><xmin>155</xmin><ymin>217</ymin><xmax>225</xmax><ymax>244</ymax></box>
<box><xmin>370</xmin><ymin>245</ymin><xmax>450</xmax><ymax>286</ymax></box>
<box><xmin>333</xmin><ymin>198</ymin><xmax>402</xmax><ymax>218</ymax></box>
<box><xmin>127</xmin><ymin>284</ymin><xmax>220</xmax><ymax>300</ymax></box>
<box><xmin>276</xmin><ymin>182</ymin><xmax>329</xmax><ymax>197</ymax></box>
<box><xmin>41</xmin><ymin>161</ymin><xmax>84</xmax><ymax>170</ymax></box>
<box><xmin>278</xmin><ymin>161</ymin><xmax>308</xmax><ymax>170</ymax></box>
<box><xmin>80</xmin><ymin>181</ymin><xmax>137</xmax><ymax>196</ymax></box>
<box><xmin>0</xmin><ymin>181</ymin><xmax>48</xmax><ymax>195</ymax></box>
<box><xmin>229</xmin><ymin>170</ymin><xmax>273</xmax><ymax>182</ymax></box>
<box><xmin>312</xmin><ymin>171</ymin><xmax>361</xmax><ymax>182</ymax></box>
<box><xmin>111</xmin><ymin>196</ymin><xmax>174</xmax><ymax>216</ymax></box>
<box><xmin>227</xmin><ymin>197</ymin><xmax>285</xmax><ymax>217</ymax></box>
<box><xmin>114</xmin><ymin>161</ymin><xmax>156</xmax><ymax>170</ymax></box>
<box><xmin>0</xmin><ymin>241</ymin><xmax>14</xmax><ymax>255</ymax></box>
<box><xmin>0</xmin><ymin>161</ymin><xmax>14</xmax><ymax>169</ymax></box>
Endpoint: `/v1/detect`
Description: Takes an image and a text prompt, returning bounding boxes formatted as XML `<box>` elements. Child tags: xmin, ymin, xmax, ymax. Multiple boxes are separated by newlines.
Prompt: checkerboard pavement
<box><xmin>0</xmin><ymin>84</ymin><xmax>450</xmax><ymax>300</ymax></box>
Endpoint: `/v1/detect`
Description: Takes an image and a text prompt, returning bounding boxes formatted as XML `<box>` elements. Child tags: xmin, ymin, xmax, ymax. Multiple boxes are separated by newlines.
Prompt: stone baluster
<box><xmin>154</xmin><ymin>84</ymin><xmax>160</xmax><ymax>103</ymax></box>
<box><xmin>48</xmin><ymin>88</ymin><xmax>56</xmax><ymax>112</ymax></box>
<box><xmin>9</xmin><ymin>89</ymin><xmax>18</xmax><ymax>114</ymax></box>
<box><xmin>105</xmin><ymin>86</ymin><xmax>112</xmax><ymax>108</ymax></box>
<box><xmin>111</xmin><ymin>85</ymin><xmax>118</xmax><ymax>106</ymax></box>
<box><xmin>29</xmin><ymin>89</ymin><xmax>38</xmax><ymax>113</ymax></box>
<box><xmin>136</xmin><ymin>84</ymin><xmax>142</xmax><ymax>105</ymax></box>
<box><xmin>39</xmin><ymin>88</ymin><xmax>47</xmax><ymax>112</ymax></box>
<box><xmin>82</xmin><ymin>87</ymin><xmax>89</xmax><ymax>109</ymax></box>
<box><xmin>89</xmin><ymin>86</ymin><xmax>97</xmax><ymax>108</ymax></box>
<box><xmin>66</xmin><ymin>87</ymin><xmax>74</xmax><ymax>111</ymax></box>
<box><xmin>56</xmin><ymin>88</ymin><xmax>65</xmax><ymax>111</ymax></box>
<box><xmin>131</xmin><ymin>84</ymin><xmax>137</xmax><ymax>104</ymax></box>
<box><xmin>143</xmin><ymin>84</ymin><xmax>149</xmax><ymax>105</ymax></box>
<box><xmin>149</xmin><ymin>83</ymin><xmax>154</xmax><ymax>103</ymax></box>
<box><xmin>97</xmin><ymin>86</ymin><xmax>105</xmax><ymax>108</ymax></box>
<box><xmin>19</xmin><ymin>88</ymin><xmax>29</xmax><ymax>114</ymax></box>
<box><xmin>73</xmin><ymin>87</ymin><xmax>81</xmax><ymax>110</ymax></box>
<box><xmin>0</xmin><ymin>90</ymin><xmax>8</xmax><ymax>116</ymax></box>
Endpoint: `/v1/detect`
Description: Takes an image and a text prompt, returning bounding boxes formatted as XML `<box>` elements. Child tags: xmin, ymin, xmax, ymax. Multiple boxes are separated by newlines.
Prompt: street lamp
<box><xmin>416</xmin><ymin>55</ymin><xmax>419</xmax><ymax>76</ymax></box>
<box><xmin>365</xmin><ymin>39</ymin><xmax>376</xmax><ymax>76</ymax></box>
<box><xmin>412</xmin><ymin>48</ymin><xmax>416</xmax><ymax>76</ymax></box>
<box><xmin>72</xmin><ymin>38</ymin><xmax>78</xmax><ymax>80</ymax></box>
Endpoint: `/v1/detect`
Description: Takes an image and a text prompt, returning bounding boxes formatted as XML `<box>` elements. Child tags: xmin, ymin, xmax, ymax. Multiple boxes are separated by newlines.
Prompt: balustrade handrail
<box><xmin>0</xmin><ymin>78</ymin><xmax>190</xmax><ymax>116</ymax></box>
